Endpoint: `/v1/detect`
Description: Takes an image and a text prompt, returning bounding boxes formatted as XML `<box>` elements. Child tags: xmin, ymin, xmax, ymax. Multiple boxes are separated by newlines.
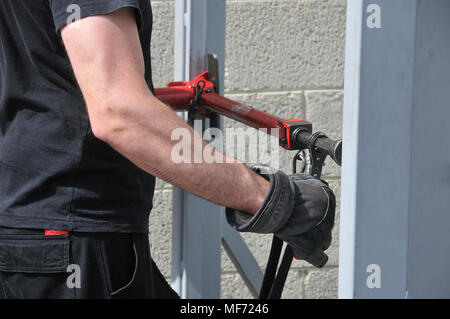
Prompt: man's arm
<box><xmin>61</xmin><ymin>8</ymin><xmax>269</xmax><ymax>214</ymax></box>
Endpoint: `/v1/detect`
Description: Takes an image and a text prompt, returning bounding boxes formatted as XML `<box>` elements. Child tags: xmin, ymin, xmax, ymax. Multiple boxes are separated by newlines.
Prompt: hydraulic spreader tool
<box><xmin>155</xmin><ymin>56</ymin><xmax>342</xmax><ymax>299</ymax></box>
<box><xmin>155</xmin><ymin>71</ymin><xmax>342</xmax><ymax>175</ymax></box>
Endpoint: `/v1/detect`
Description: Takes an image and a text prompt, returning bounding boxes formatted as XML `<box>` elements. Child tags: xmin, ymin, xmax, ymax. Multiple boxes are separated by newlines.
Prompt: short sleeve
<box><xmin>48</xmin><ymin>0</ymin><xmax>144</xmax><ymax>33</ymax></box>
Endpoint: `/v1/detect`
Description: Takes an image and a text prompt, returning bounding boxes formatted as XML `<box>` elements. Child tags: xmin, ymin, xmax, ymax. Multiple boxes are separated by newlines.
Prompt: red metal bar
<box><xmin>154</xmin><ymin>86</ymin><xmax>288</xmax><ymax>139</ymax></box>
<box><xmin>201</xmin><ymin>92</ymin><xmax>283</xmax><ymax>131</ymax></box>
<box><xmin>154</xmin><ymin>72</ymin><xmax>312</xmax><ymax>150</ymax></box>
<box><xmin>154</xmin><ymin>73</ymin><xmax>287</xmax><ymax>133</ymax></box>
<box><xmin>154</xmin><ymin>87</ymin><xmax>194</xmax><ymax>111</ymax></box>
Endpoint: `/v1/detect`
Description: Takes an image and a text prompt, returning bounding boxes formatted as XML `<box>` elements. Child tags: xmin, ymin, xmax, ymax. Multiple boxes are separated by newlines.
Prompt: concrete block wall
<box><xmin>148</xmin><ymin>0</ymin><xmax>346</xmax><ymax>299</ymax></box>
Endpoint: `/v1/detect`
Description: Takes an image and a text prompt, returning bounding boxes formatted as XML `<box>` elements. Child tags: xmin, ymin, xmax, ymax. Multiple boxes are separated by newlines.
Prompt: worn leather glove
<box><xmin>226</xmin><ymin>165</ymin><xmax>335</xmax><ymax>268</ymax></box>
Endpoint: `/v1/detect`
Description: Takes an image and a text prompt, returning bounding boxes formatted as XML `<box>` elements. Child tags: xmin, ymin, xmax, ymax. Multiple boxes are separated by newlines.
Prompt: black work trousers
<box><xmin>0</xmin><ymin>226</ymin><xmax>179</xmax><ymax>299</ymax></box>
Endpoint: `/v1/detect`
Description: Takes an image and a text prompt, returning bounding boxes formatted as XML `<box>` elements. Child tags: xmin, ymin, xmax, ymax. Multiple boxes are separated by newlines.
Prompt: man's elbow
<box><xmin>90</xmin><ymin>119</ymin><xmax>114</xmax><ymax>144</ymax></box>
<box><xmin>87</xmin><ymin>91</ymin><xmax>160</xmax><ymax>146</ymax></box>
<box><xmin>88</xmin><ymin>100</ymin><xmax>129</xmax><ymax>145</ymax></box>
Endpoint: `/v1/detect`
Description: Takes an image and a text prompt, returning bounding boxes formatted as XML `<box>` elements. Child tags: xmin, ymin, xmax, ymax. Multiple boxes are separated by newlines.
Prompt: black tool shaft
<box><xmin>295</xmin><ymin>131</ymin><xmax>342</xmax><ymax>166</ymax></box>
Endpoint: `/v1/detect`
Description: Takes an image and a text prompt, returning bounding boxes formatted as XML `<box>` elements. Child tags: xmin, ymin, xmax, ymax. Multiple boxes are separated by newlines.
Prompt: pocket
<box><xmin>0</xmin><ymin>234</ymin><xmax>69</xmax><ymax>273</ymax></box>
<box><xmin>0</xmin><ymin>233</ymin><xmax>70</xmax><ymax>299</ymax></box>
<box><xmin>96</xmin><ymin>234</ymin><xmax>138</xmax><ymax>298</ymax></box>
<box><xmin>110</xmin><ymin>241</ymin><xmax>138</xmax><ymax>297</ymax></box>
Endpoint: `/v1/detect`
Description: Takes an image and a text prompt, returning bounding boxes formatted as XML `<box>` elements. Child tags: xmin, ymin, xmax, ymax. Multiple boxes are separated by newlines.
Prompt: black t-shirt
<box><xmin>0</xmin><ymin>0</ymin><xmax>156</xmax><ymax>233</ymax></box>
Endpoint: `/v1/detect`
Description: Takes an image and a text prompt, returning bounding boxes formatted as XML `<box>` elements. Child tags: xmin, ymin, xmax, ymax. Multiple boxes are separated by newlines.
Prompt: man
<box><xmin>0</xmin><ymin>0</ymin><xmax>335</xmax><ymax>299</ymax></box>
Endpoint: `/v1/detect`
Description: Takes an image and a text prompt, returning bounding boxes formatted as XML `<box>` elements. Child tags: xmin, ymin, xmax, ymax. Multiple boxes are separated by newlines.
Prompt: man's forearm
<box><xmin>59</xmin><ymin>9</ymin><xmax>269</xmax><ymax>213</ymax></box>
<box><xmin>98</xmin><ymin>91</ymin><xmax>270</xmax><ymax>214</ymax></box>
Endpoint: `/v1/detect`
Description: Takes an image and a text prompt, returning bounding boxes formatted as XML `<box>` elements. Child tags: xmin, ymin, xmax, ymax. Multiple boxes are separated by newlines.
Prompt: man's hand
<box><xmin>225</xmin><ymin>166</ymin><xmax>336</xmax><ymax>268</ymax></box>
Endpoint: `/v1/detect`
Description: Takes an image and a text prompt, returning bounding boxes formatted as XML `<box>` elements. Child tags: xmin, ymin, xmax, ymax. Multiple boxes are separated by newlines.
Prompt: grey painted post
<box><xmin>340</xmin><ymin>0</ymin><xmax>450</xmax><ymax>298</ymax></box>
<box><xmin>171</xmin><ymin>0</ymin><xmax>226</xmax><ymax>299</ymax></box>
<box><xmin>171</xmin><ymin>0</ymin><xmax>265</xmax><ymax>299</ymax></box>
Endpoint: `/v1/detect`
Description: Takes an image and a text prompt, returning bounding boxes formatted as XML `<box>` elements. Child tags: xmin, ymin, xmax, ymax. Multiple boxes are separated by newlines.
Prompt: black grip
<box><xmin>294</xmin><ymin>131</ymin><xmax>342</xmax><ymax>166</ymax></box>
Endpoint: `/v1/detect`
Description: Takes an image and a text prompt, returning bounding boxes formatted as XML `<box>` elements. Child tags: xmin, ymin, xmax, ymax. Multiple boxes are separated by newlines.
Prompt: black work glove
<box><xmin>226</xmin><ymin>165</ymin><xmax>336</xmax><ymax>268</ymax></box>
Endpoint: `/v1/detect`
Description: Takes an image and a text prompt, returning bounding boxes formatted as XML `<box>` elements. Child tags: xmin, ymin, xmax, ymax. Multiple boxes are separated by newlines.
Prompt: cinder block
<box><xmin>221</xmin><ymin>232</ymin><xmax>274</xmax><ymax>273</ymax></box>
<box><xmin>225</xmin><ymin>91</ymin><xmax>306</xmax><ymax>122</ymax></box>
<box><xmin>151</xmin><ymin>0</ymin><xmax>347</xmax><ymax>91</ymax></box>
<box><xmin>221</xmin><ymin>260</ymin><xmax>304</xmax><ymax>299</ymax></box>
<box><xmin>155</xmin><ymin>178</ymin><xmax>172</xmax><ymax>190</ymax></box>
<box><xmin>281</xmin><ymin>269</ymin><xmax>305</xmax><ymax>299</ymax></box>
<box><xmin>304</xmin><ymin>267</ymin><xmax>339</xmax><ymax>299</ymax></box>
<box><xmin>305</xmin><ymin>90</ymin><xmax>343</xmax><ymax>136</ymax></box>
<box><xmin>225</xmin><ymin>0</ymin><xmax>346</xmax><ymax>92</ymax></box>
<box><xmin>151</xmin><ymin>1</ymin><xmax>175</xmax><ymax>88</ymax></box>
<box><xmin>149</xmin><ymin>189</ymin><xmax>173</xmax><ymax>278</ymax></box>
<box><xmin>221</xmin><ymin>273</ymin><xmax>254</xmax><ymax>299</ymax></box>
<box><xmin>221</xmin><ymin>233</ymin><xmax>304</xmax><ymax>297</ymax></box>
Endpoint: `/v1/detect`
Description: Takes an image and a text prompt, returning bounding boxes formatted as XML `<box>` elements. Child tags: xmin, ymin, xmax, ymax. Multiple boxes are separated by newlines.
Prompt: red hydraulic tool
<box><xmin>155</xmin><ymin>71</ymin><xmax>342</xmax><ymax>173</ymax></box>
<box><xmin>155</xmin><ymin>69</ymin><xmax>342</xmax><ymax>299</ymax></box>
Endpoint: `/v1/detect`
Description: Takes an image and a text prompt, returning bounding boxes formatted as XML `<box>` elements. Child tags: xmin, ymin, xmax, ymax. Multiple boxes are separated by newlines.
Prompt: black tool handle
<box><xmin>294</xmin><ymin>130</ymin><xmax>342</xmax><ymax>166</ymax></box>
